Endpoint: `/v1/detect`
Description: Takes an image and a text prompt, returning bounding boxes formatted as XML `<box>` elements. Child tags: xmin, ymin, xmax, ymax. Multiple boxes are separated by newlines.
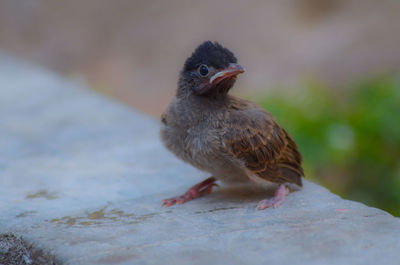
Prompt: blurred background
<box><xmin>1</xmin><ymin>0</ymin><xmax>399</xmax><ymax>215</ymax></box>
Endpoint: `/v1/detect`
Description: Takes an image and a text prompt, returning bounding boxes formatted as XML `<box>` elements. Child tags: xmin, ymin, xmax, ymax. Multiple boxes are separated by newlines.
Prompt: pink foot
<box><xmin>257</xmin><ymin>184</ymin><xmax>290</xmax><ymax>210</ymax></box>
<box><xmin>162</xmin><ymin>177</ymin><xmax>217</xmax><ymax>207</ymax></box>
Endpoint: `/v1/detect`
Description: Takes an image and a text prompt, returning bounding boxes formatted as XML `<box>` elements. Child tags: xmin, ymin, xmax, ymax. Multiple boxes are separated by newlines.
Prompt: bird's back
<box><xmin>222</xmin><ymin>96</ymin><xmax>304</xmax><ymax>186</ymax></box>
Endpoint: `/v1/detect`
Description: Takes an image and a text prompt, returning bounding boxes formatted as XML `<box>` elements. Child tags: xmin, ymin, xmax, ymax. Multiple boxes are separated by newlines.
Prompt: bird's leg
<box><xmin>162</xmin><ymin>177</ymin><xmax>218</xmax><ymax>207</ymax></box>
<box><xmin>257</xmin><ymin>184</ymin><xmax>290</xmax><ymax>210</ymax></box>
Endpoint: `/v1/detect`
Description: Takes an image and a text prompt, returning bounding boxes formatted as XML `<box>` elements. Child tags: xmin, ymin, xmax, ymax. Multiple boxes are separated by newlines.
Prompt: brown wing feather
<box><xmin>223</xmin><ymin>99</ymin><xmax>304</xmax><ymax>186</ymax></box>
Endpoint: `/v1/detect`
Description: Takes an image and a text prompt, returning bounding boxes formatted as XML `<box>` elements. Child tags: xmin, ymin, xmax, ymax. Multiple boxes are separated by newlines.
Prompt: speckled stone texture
<box><xmin>1</xmin><ymin>53</ymin><xmax>400</xmax><ymax>265</ymax></box>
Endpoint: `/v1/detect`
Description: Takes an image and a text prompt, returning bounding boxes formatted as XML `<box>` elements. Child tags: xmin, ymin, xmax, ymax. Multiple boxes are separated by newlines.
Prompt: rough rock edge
<box><xmin>0</xmin><ymin>234</ymin><xmax>61</xmax><ymax>265</ymax></box>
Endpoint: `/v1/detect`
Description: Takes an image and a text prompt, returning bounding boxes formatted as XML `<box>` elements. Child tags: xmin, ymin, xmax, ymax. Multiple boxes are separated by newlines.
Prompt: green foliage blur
<box><xmin>257</xmin><ymin>76</ymin><xmax>400</xmax><ymax>216</ymax></box>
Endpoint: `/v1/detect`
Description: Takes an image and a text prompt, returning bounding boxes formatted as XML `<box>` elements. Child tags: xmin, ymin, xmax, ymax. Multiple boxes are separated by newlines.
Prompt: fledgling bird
<box><xmin>160</xmin><ymin>41</ymin><xmax>304</xmax><ymax>210</ymax></box>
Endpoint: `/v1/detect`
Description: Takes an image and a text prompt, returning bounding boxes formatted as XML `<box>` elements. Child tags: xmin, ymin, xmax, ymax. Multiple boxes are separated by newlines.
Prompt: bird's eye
<box><xmin>198</xmin><ymin>64</ymin><xmax>209</xmax><ymax>76</ymax></box>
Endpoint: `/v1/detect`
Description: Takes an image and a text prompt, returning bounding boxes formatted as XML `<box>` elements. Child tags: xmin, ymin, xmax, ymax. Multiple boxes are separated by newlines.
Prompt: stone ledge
<box><xmin>1</xmin><ymin>52</ymin><xmax>399</xmax><ymax>265</ymax></box>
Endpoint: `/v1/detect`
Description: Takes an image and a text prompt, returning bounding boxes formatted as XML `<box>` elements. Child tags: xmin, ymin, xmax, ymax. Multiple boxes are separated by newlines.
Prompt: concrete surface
<box><xmin>1</xmin><ymin>53</ymin><xmax>400</xmax><ymax>265</ymax></box>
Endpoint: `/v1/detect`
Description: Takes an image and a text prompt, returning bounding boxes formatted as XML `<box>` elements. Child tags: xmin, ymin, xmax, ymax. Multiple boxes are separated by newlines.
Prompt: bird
<box><xmin>160</xmin><ymin>41</ymin><xmax>304</xmax><ymax>210</ymax></box>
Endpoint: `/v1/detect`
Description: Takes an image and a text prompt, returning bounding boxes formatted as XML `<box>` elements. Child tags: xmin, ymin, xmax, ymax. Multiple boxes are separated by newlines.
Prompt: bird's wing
<box><xmin>222</xmin><ymin>105</ymin><xmax>303</xmax><ymax>186</ymax></box>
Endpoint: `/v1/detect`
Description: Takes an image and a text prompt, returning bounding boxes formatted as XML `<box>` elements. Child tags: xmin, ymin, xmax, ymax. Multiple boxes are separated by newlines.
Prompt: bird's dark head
<box><xmin>177</xmin><ymin>41</ymin><xmax>245</xmax><ymax>98</ymax></box>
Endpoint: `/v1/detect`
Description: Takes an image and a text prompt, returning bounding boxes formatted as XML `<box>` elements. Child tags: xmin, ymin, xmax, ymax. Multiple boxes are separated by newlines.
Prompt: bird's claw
<box><xmin>162</xmin><ymin>177</ymin><xmax>217</xmax><ymax>207</ymax></box>
<box><xmin>256</xmin><ymin>184</ymin><xmax>289</xmax><ymax>210</ymax></box>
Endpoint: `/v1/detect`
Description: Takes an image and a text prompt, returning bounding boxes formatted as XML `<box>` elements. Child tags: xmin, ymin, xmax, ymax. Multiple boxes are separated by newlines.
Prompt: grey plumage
<box><xmin>160</xmin><ymin>41</ymin><xmax>304</xmax><ymax>208</ymax></box>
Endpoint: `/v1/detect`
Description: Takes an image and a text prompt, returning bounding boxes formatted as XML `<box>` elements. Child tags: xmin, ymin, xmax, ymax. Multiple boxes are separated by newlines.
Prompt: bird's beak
<box><xmin>209</xmin><ymin>63</ymin><xmax>245</xmax><ymax>86</ymax></box>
